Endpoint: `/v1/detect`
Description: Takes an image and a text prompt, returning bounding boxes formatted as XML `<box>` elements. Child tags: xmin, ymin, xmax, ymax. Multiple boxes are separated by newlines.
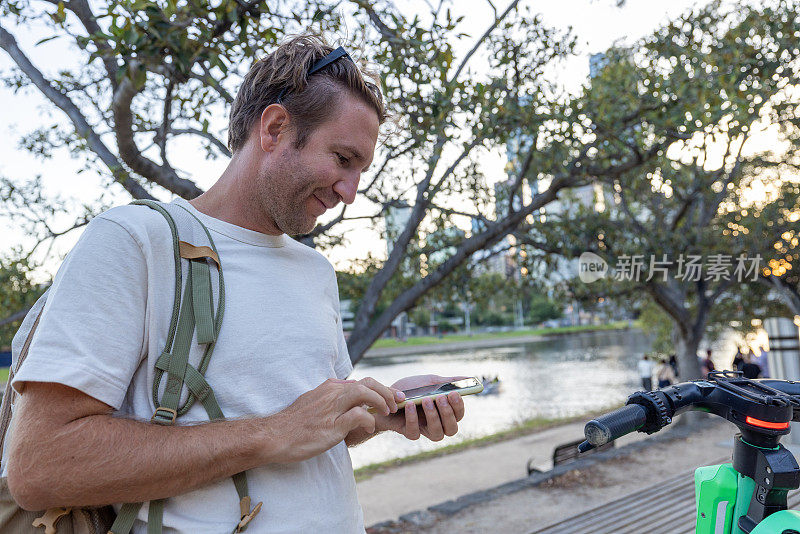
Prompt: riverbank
<box><xmin>364</xmin><ymin>321</ymin><xmax>635</xmax><ymax>358</ymax></box>
<box><xmin>353</xmin><ymin>406</ymin><xmax>623</xmax><ymax>482</ymax></box>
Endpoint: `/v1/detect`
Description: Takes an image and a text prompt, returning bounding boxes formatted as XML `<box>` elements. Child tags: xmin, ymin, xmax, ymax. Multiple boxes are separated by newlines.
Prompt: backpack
<box><xmin>0</xmin><ymin>200</ymin><xmax>262</xmax><ymax>534</ymax></box>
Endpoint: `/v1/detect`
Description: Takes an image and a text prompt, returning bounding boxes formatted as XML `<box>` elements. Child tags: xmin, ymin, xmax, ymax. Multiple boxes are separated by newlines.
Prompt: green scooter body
<box><xmin>695</xmin><ymin>464</ymin><xmax>739</xmax><ymax>533</ymax></box>
<box><xmin>695</xmin><ymin>463</ymin><xmax>800</xmax><ymax>534</ymax></box>
<box><xmin>750</xmin><ymin>510</ymin><xmax>800</xmax><ymax>533</ymax></box>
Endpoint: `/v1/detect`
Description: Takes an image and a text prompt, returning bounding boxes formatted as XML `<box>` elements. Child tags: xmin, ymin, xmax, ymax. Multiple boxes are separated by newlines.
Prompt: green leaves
<box><xmin>131</xmin><ymin>64</ymin><xmax>146</xmax><ymax>90</ymax></box>
<box><xmin>34</xmin><ymin>35</ymin><xmax>59</xmax><ymax>46</ymax></box>
<box><xmin>0</xmin><ymin>253</ymin><xmax>46</xmax><ymax>347</ymax></box>
<box><xmin>51</xmin><ymin>1</ymin><xmax>66</xmax><ymax>24</ymax></box>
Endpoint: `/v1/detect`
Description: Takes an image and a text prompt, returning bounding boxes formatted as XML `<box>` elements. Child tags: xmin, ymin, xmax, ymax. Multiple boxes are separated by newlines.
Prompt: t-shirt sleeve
<box><xmin>12</xmin><ymin>215</ymin><xmax>148</xmax><ymax>409</ymax></box>
<box><xmin>330</xmin><ymin>270</ymin><xmax>353</xmax><ymax>380</ymax></box>
<box><xmin>334</xmin><ymin>325</ymin><xmax>353</xmax><ymax>380</ymax></box>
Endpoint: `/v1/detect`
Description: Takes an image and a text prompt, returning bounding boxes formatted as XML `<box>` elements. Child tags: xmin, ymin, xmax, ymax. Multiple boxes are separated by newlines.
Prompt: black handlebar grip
<box><xmin>584</xmin><ymin>404</ymin><xmax>648</xmax><ymax>447</ymax></box>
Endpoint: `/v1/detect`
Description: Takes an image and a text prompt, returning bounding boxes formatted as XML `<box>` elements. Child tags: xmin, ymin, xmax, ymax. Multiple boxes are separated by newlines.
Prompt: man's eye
<box><xmin>335</xmin><ymin>153</ymin><xmax>349</xmax><ymax>165</ymax></box>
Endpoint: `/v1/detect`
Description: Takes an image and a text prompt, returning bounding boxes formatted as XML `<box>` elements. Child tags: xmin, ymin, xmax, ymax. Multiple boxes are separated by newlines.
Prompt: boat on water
<box><xmin>478</xmin><ymin>375</ymin><xmax>501</xmax><ymax>395</ymax></box>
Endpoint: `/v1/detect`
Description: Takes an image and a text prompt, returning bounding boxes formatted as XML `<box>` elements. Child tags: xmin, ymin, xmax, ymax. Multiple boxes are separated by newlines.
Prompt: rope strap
<box><xmin>109</xmin><ymin>502</ymin><xmax>142</xmax><ymax>534</ymax></box>
<box><xmin>147</xmin><ymin>500</ymin><xmax>164</xmax><ymax>534</ymax></box>
<box><xmin>108</xmin><ymin>201</ymin><xmax>260</xmax><ymax>534</ymax></box>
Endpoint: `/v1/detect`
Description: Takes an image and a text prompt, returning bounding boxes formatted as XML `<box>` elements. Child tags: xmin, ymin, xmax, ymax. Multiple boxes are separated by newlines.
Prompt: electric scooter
<box><xmin>579</xmin><ymin>371</ymin><xmax>800</xmax><ymax>534</ymax></box>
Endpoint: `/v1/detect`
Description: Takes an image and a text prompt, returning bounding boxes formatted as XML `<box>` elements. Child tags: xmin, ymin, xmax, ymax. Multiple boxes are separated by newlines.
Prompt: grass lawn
<box><xmin>0</xmin><ymin>367</ymin><xmax>8</xmax><ymax>384</ymax></box>
<box><xmin>370</xmin><ymin>320</ymin><xmax>634</xmax><ymax>350</ymax></box>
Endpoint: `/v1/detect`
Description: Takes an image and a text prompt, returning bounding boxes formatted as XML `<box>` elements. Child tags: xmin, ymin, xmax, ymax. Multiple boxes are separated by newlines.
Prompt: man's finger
<box><xmin>403</xmin><ymin>402</ymin><xmax>421</xmax><ymax>440</ymax></box>
<box><xmin>359</xmin><ymin>377</ymin><xmax>398</xmax><ymax>413</ymax></box>
<box><xmin>447</xmin><ymin>391</ymin><xmax>465</xmax><ymax>421</ymax></box>
<box><xmin>420</xmin><ymin>397</ymin><xmax>444</xmax><ymax>441</ymax></box>
<box><xmin>337</xmin><ymin>406</ymin><xmax>375</xmax><ymax>435</ymax></box>
<box><xmin>436</xmin><ymin>394</ymin><xmax>458</xmax><ymax>437</ymax></box>
<box><xmin>345</xmin><ymin>383</ymin><xmax>390</xmax><ymax>416</ymax></box>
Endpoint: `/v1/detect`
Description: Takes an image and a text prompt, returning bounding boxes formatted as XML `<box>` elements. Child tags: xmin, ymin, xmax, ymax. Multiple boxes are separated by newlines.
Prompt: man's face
<box><xmin>259</xmin><ymin>93</ymin><xmax>380</xmax><ymax>236</ymax></box>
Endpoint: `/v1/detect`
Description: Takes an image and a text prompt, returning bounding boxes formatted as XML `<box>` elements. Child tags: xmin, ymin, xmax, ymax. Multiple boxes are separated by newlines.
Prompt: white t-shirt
<box><xmin>8</xmin><ymin>198</ymin><xmax>363</xmax><ymax>533</ymax></box>
<box><xmin>637</xmin><ymin>359</ymin><xmax>654</xmax><ymax>379</ymax></box>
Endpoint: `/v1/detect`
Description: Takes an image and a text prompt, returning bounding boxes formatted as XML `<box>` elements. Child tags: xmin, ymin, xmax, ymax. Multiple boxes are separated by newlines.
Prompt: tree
<box><xmin>759</xmin><ymin>224</ymin><xmax>800</xmax><ymax>316</ymax></box>
<box><xmin>0</xmin><ymin>253</ymin><xmax>46</xmax><ymax>347</ymax></box>
<box><xmin>0</xmin><ymin>0</ymin><xmax>695</xmax><ymax>364</ymax></box>
<box><xmin>517</xmin><ymin>0</ymin><xmax>800</xmax><ymax>379</ymax></box>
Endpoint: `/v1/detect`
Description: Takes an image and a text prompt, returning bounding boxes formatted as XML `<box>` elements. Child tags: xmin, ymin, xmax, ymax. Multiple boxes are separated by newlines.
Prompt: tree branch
<box><xmin>449</xmin><ymin>0</ymin><xmax>520</xmax><ymax>84</ymax></box>
<box><xmin>358</xmin><ymin>141</ymin><xmax>417</xmax><ymax>196</ymax></box>
<box><xmin>158</xmin><ymin>79</ymin><xmax>176</xmax><ymax>167</ymax></box>
<box><xmin>112</xmin><ymin>74</ymin><xmax>203</xmax><ymax>198</ymax></box>
<box><xmin>170</xmin><ymin>128</ymin><xmax>232</xmax><ymax>158</ymax></box>
<box><xmin>191</xmin><ymin>65</ymin><xmax>234</xmax><ymax>104</ymax></box>
<box><xmin>0</xmin><ymin>23</ymin><xmax>153</xmax><ymax>199</ymax></box>
<box><xmin>351</xmin><ymin>0</ymin><xmax>403</xmax><ymax>44</ymax></box>
<box><xmin>645</xmin><ymin>281</ymin><xmax>690</xmax><ymax>331</ymax></box>
<box><xmin>61</xmin><ymin>0</ymin><xmax>120</xmax><ymax>91</ymax></box>
<box><xmin>430</xmin><ymin>138</ymin><xmax>482</xmax><ymax>197</ymax></box>
<box><xmin>762</xmin><ymin>275</ymin><xmax>800</xmax><ymax>316</ymax></box>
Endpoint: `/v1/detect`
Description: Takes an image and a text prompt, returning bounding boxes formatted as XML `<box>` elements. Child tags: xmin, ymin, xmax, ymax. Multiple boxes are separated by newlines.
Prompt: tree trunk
<box><xmin>673</xmin><ymin>327</ymin><xmax>702</xmax><ymax>381</ymax></box>
<box><xmin>671</xmin><ymin>324</ymin><xmax>708</xmax><ymax>427</ymax></box>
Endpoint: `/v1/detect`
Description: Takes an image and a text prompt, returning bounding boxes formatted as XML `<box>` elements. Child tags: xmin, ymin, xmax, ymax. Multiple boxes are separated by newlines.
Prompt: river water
<box><xmin>347</xmin><ymin>328</ymin><xmax>654</xmax><ymax>469</ymax></box>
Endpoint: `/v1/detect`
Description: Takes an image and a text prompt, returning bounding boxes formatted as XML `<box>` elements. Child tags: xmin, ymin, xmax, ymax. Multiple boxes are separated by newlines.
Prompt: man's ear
<box><xmin>258</xmin><ymin>103</ymin><xmax>291</xmax><ymax>153</ymax></box>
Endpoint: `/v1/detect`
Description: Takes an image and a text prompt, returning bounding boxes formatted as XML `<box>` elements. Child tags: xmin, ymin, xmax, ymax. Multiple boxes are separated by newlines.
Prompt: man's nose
<box><xmin>333</xmin><ymin>172</ymin><xmax>360</xmax><ymax>205</ymax></box>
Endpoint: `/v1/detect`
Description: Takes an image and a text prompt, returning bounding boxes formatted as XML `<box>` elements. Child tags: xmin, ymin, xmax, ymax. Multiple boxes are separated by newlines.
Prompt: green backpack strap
<box><xmin>108</xmin><ymin>200</ymin><xmax>261</xmax><ymax>534</ymax></box>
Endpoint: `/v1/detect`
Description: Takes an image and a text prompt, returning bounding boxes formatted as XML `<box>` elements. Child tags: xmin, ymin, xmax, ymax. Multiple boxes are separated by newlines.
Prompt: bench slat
<box><xmin>534</xmin><ymin>474</ymin><xmax>689</xmax><ymax>534</ymax></box>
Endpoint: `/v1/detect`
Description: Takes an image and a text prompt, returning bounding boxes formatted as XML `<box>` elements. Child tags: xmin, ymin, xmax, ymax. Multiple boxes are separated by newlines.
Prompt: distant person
<box><xmin>656</xmin><ymin>358</ymin><xmax>676</xmax><ymax>389</ymax></box>
<box><xmin>732</xmin><ymin>346</ymin><xmax>745</xmax><ymax>372</ymax></box>
<box><xmin>742</xmin><ymin>353</ymin><xmax>762</xmax><ymax>379</ymax></box>
<box><xmin>755</xmin><ymin>346</ymin><xmax>770</xmax><ymax>378</ymax></box>
<box><xmin>744</xmin><ymin>347</ymin><xmax>756</xmax><ymax>370</ymax></box>
<box><xmin>701</xmin><ymin>349</ymin><xmax>716</xmax><ymax>378</ymax></box>
<box><xmin>638</xmin><ymin>354</ymin><xmax>655</xmax><ymax>391</ymax></box>
<box><xmin>668</xmin><ymin>353</ymin><xmax>679</xmax><ymax>378</ymax></box>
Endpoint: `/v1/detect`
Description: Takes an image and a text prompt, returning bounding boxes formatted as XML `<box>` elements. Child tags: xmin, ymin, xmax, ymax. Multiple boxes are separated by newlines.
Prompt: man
<box><xmin>742</xmin><ymin>352</ymin><xmax>763</xmax><ymax>379</ymax></box>
<box><xmin>637</xmin><ymin>354</ymin><xmax>654</xmax><ymax>391</ymax></box>
<box><xmin>701</xmin><ymin>349</ymin><xmax>716</xmax><ymax>378</ymax></box>
<box><xmin>732</xmin><ymin>346</ymin><xmax>745</xmax><ymax>372</ymax></box>
<box><xmin>5</xmin><ymin>35</ymin><xmax>466</xmax><ymax>532</ymax></box>
<box><xmin>754</xmin><ymin>345</ymin><xmax>770</xmax><ymax>377</ymax></box>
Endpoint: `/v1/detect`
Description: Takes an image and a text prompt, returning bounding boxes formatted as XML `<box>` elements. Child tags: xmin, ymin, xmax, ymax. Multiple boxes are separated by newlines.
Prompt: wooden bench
<box><xmin>531</xmin><ymin>467</ymin><xmax>800</xmax><ymax>534</ymax></box>
<box><xmin>527</xmin><ymin>437</ymin><xmax>614</xmax><ymax>475</ymax></box>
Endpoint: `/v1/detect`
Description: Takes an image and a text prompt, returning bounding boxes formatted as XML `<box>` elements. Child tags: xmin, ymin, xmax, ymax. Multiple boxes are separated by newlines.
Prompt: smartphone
<box><xmin>368</xmin><ymin>377</ymin><xmax>484</xmax><ymax>413</ymax></box>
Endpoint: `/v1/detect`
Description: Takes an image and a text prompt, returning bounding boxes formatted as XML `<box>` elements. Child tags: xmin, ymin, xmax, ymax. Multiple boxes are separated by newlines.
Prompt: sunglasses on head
<box><xmin>276</xmin><ymin>46</ymin><xmax>352</xmax><ymax>103</ymax></box>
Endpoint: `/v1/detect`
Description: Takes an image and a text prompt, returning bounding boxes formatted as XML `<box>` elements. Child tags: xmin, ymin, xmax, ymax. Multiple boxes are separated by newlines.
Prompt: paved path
<box><xmin>362</xmin><ymin>419</ymin><xmax>735</xmax><ymax>533</ymax></box>
<box><xmin>356</xmin><ymin>418</ymin><xmax>651</xmax><ymax>526</ymax></box>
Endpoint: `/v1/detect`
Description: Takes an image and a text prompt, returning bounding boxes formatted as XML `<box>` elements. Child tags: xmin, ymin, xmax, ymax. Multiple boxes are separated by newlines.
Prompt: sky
<box><xmin>0</xmin><ymin>0</ymin><xmax>723</xmax><ymax>278</ymax></box>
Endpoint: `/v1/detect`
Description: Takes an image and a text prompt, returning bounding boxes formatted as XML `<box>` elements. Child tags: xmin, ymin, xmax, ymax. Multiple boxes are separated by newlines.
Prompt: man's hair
<box><xmin>228</xmin><ymin>34</ymin><xmax>386</xmax><ymax>153</ymax></box>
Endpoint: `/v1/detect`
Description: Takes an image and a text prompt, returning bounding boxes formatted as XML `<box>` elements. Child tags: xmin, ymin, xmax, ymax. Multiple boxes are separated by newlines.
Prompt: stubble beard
<box><xmin>258</xmin><ymin>153</ymin><xmax>319</xmax><ymax>236</ymax></box>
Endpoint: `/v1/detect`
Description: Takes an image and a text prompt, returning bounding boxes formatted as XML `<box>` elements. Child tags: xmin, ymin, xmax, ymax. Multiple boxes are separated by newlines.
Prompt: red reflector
<box><xmin>745</xmin><ymin>416</ymin><xmax>790</xmax><ymax>430</ymax></box>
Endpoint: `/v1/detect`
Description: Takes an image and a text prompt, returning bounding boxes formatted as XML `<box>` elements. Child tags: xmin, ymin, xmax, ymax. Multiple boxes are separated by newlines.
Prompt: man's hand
<box><xmin>6</xmin><ymin>378</ymin><xmax>400</xmax><ymax>510</ymax></box>
<box><xmin>375</xmin><ymin>375</ymin><xmax>467</xmax><ymax>442</ymax></box>
<box><xmin>273</xmin><ymin>377</ymin><xmax>401</xmax><ymax>462</ymax></box>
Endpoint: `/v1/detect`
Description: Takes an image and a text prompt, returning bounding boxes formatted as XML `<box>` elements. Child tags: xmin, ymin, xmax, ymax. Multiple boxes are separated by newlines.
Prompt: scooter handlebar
<box><xmin>579</xmin><ymin>376</ymin><xmax>800</xmax><ymax>454</ymax></box>
<box><xmin>582</xmin><ymin>404</ymin><xmax>648</xmax><ymax>448</ymax></box>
